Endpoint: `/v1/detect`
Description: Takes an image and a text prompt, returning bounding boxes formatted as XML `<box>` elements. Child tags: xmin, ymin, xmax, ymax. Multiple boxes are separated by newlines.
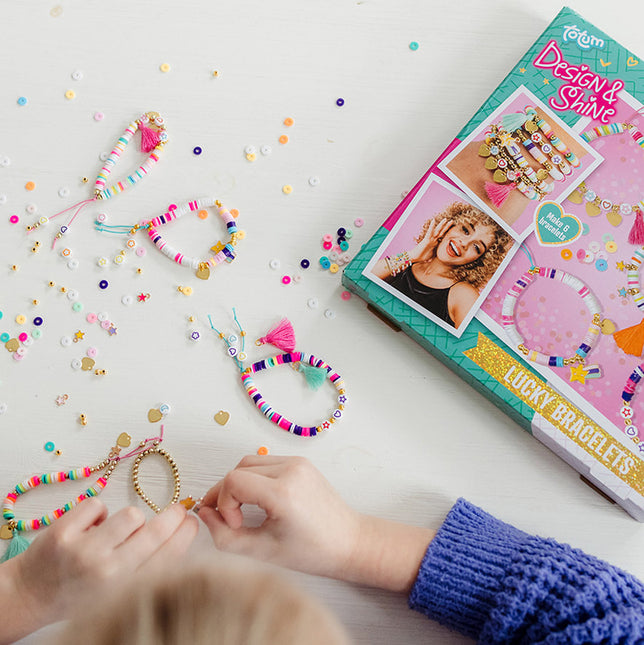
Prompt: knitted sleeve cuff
<box><xmin>408</xmin><ymin>498</ymin><xmax>529</xmax><ymax>640</ymax></box>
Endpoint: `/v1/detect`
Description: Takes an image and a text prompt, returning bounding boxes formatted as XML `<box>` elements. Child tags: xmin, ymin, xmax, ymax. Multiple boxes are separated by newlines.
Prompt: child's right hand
<box><xmin>409</xmin><ymin>217</ymin><xmax>454</xmax><ymax>264</ymax></box>
<box><xmin>198</xmin><ymin>456</ymin><xmax>435</xmax><ymax>593</ymax></box>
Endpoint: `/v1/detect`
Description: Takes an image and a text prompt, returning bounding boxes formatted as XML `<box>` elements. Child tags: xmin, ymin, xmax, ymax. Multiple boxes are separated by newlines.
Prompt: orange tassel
<box><xmin>613</xmin><ymin>318</ymin><xmax>644</xmax><ymax>356</ymax></box>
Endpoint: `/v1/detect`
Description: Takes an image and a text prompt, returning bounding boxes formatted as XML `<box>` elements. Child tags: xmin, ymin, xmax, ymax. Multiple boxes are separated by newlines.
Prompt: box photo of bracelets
<box><xmin>439</xmin><ymin>85</ymin><xmax>604</xmax><ymax>241</ymax></box>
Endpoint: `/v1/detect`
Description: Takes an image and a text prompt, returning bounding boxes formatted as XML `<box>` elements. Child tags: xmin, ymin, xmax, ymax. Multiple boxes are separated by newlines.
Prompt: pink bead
<box><xmin>341</xmin><ymin>291</ymin><xmax>351</xmax><ymax>301</ymax></box>
<box><xmin>323</xmin><ymin>234</ymin><xmax>333</xmax><ymax>242</ymax></box>
<box><xmin>87</xmin><ymin>347</ymin><xmax>97</xmax><ymax>358</ymax></box>
<box><xmin>86</xmin><ymin>313</ymin><xmax>98</xmax><ymax>323</ymax></box>
<box><xmin>18</xmin><ymin>332</ymin><xmax>28</xmax><ymax>342</ymax></box>
<box><xmin>136</xmin><ymin>247</ymin><xmax>146</xmax><ymax>257</ymax></box>
<box><xmin>281</xmin><ymin>275</ymin><xmax>291</xmax><ymax>285</ymax></box>
<box><xmin>354</xmin><ymin>218</ymin><xmax>364</xmax><ymax>227</ymax></box>
<box><xmin>323</xmin><ymin>241</ymin><xmax>332</xmax><ymax>250</ymax></box>
<box><xmin>100</xmin><ymin>320</ymin><xmax>111</xmax><ymax>329</ymax></box>
<box><xmin>9</xmin><ymin>215</ymin><xmax>19</xmax><ymax>224</ymax></box>
<box><xmin>576</xmin><ymin>249</ymin><xmax>586</xmax><ymax>261</ymax></box>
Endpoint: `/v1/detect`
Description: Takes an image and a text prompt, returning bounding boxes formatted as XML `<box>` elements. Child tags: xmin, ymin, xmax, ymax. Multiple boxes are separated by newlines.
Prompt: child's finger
<box><xmin>141</xmin><ymin>514</ymin><xmax>199</xmax><ymax>571</ymax></box>
<box><xmin>91</xmin><ymin>505</ymin><xmax>147</xmax><ymax>549</ymax></box>
<box><xmin>215</xmin><ymin>469</ymin><xmax>278</xmax><ymax>529</ymax></box>
<box><xmin>198</xmin><ymin>506</ymin><xmax>273</xmax><ymax>559</ymax></box>
<box><xmin>54</xmin><ymin>497</ymin><xmax>108</xmax><ymax>534</ymax></box>
<box><xmin>116</xmin><ymin>504</ymin><xmax>188</xmax><ymax>570</ymax></box>
<box><xmin>233</xmin><ymin>454</ymin><xmax>289</xmax><ymax>470</ymax></box>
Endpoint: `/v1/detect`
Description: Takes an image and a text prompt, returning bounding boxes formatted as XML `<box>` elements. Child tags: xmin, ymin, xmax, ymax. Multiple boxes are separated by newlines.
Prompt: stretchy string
<box><xmin>619</xmin><ymin>365</ymin><xmax>644</xmax><ymax>455</ymax></box>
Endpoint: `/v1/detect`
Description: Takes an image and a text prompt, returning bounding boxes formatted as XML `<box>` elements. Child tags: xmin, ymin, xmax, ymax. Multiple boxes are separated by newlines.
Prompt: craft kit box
<box><xmin>343</xmin><ymin>7</ymin><xmax>644</xmax><ymax>520</ymax></box>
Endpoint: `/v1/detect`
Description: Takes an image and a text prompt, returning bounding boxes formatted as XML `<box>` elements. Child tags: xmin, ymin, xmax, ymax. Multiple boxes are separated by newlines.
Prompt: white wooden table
<box><xmin>1</xmin><ymin>1</ymin><xmax>642</xmax><ymax>642</ymax></box>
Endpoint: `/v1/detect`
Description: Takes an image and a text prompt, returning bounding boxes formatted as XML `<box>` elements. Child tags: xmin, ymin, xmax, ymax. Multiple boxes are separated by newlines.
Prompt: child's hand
<box><xmin>198</xmin><ymin>456</ymin><xmax>361</xmax><ymax>581</ymax></box>
<box><xmin>0</xmin><ymin>498</ymin><xmax>198</xmax><ymax>644</ymax></box>
<box><xmin>409</xmin><ymin>217</ymin><xmax>454</xmax><ymax>264</ymax></box>
<box><xmin>198</xmin><ymin>456</ymin><xmax>435</xmax><ymax>593</ymax></box>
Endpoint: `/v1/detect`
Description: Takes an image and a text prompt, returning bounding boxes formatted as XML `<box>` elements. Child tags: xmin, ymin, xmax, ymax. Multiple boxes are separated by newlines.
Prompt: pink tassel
<box><xmin>139</xmin><ymin>124</ymin><xmax>161</xmax><ymax>153</ymax></box>
<box><xmin>256</xmin><ymin>318</ymin><xmax>296</xmax><ymax>352</ymax></box>
<box><xmin>628</xmin><ymin>210</ymin><xmax>644</xmax><ymax>245</ymax></box>
<box><xmin>485</xmin><ymin>181</ymin><xmax>516</xmax><ymax>208</ymax></box>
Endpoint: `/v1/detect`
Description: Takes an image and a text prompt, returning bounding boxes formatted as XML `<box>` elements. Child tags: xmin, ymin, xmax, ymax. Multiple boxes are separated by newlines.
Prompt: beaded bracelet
<box><xmin>242</xmin><ymin>353</ymin><xmax>346</xmax><ymax>436</ymax></box>
<box><xmin>619</xmin><ymin>364</ymin><xmax>644</xmax><ymax>454</ymax></box>
<box><xmin>208</xmin><ymin>312</ymin><xmax>347</xmax><ymax>437</ymax></box>
<box><xmin>27</xmin><ymin>111</ymin><xmax>168</xmax><ymax>247</ymax></box>
<box><xmin>0</xmin><ymin>427</ymin><xmax>193</xmax><ymax>561</ymax></box>
<box><xmin>502</xmin><ymin>265</ymin><xmax>603</xmax><ymax>382</ymax></box>
<box><xmin>385</xmin><ymin>251</ymin><xmax>412</xmax><ymax>276</ymax></box>
<box><xmin>97</xmin><ymin>198</ymin><xmax>242</xmax><ymax>280</ymax></box>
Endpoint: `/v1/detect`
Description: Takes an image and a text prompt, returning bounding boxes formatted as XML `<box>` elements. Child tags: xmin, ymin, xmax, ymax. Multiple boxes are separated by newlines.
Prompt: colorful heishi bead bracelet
<box><xmin>208</xmin><ymin>312</ymin><xmax>347</xmax><ymax>437</ymax></box>
<box><xmin>96</xmin><ymin>198</ymin><xmax>241</xmax><ymax>280</ymax></box>
<box><xmin>567</xmin><ymin>120</ymin><xmax>644</xmax><ymax>231</ymax></box>
<box><xmin>26</xmin><ymin>111</ymin><xmax>168</xmax><ymax>247</ymax></box>
<box><xmin>242</xmin><ymin>353</ymin><xmax>346</xmax><ymax>436</ymax></box>
<box><xmin>502</xmin><ymin>266</ymin><xmax>603</xmax><ymax>382</ymax></box>
<box><xmin>620</xmin><ymin>364</ymin><xmax>644</xmax><ymax>455</ymax></box>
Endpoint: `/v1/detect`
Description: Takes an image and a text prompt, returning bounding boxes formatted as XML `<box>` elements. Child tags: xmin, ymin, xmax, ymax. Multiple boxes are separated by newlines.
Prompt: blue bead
<box><xmin>300</xmin><ymin>259</ymin><xmax>310</xmax><ymax>269</ymax></box>
<box><xmin>99</xmin><ymin>280</ymin><xmax>108</xmax><ymax>289</ymax></box>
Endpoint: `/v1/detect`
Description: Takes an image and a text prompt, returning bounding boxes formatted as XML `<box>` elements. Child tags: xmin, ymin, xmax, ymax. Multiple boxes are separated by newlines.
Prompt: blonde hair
<box><xmin>416</xmin><ymin>201</ymin><xmax>512</xmax><ymax>289</ymax></box>
<box><xmin>58</xmin><ymin>556</ymin><xmax>350</xmax><ymax>645</ymax></box>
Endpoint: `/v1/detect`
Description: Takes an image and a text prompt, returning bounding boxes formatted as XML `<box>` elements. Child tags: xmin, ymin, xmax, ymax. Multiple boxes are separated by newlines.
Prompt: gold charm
<box><xmin>0</xmin><ymin>524</ymin><xmax>13</xmax><ymax>540</ymax></box>
<box><xmin>5</xmin><ymin>338</ymin><xmax>19</xmax><ymax>353</ymax></box>
<box><xmin>147</xmin><ymin>408</ymin><xmax>163</xmax><ymax>423</ymax></box>
<box><xmin>606</xmin><ymin>210</ymin><xmax>622</xmax><ymax>227</ymax></box>
<box><xmin>478</xmin><ymin>143</ymin><xmax>491</xmax><ymax>157</ymax></box>
<box><xmin>484</xmin><ymin>157</ymin><xmax>498</xmax><ymax>170</ymax></box>
<box><xmin>210</xmin><ymin>241</ymin><xmax>225</xmax><ymax>254</ymax></box>
<box><xmin>567</xmin><ymin>188</ymin><xmax>584</xmax><ymax>204</ymax></box>
<box><xmin>196</xmin><ymin>263</ymin><xmax>210</xmax><ymax>280</ymax></box>
<box><xmin>600</xmin><ymin>319</ymin><xmax>616</xmax><ymax>335</ymax></box>
<box><xmin>493</xmin><ymin>169</ymin><xmax>507</xmax><ymax>184</ymax></box>
<box><xmin>524</xmin><ymin>119</ymin><xmax>538</xmax><ymax>133</ymax></box>
<box><xmin>117</xmin><ymin>432</ymin><xmax>132</xmax><ymax>448</ymax></box>
<box><xmin>536</xmin><ymin>168</ymin><xmax>549</xmax><ymax>181</ymax></box>
<box><xmin>81</xmin><ymin>357</ymin><xmax>95</xmax><ymax>371</ymax></box>
<box><xmin>179</xmin><ymin>496</ymin><xmax>196</xmax><ymax>510</ymax></box>
<box><xmin>214</xmin><ymin>410</ymin><xmax>230</xmax><ymax>426</ymax></box>
<box><xmin>585</xmin><ymin>202</ymin><xmax>601</xmax><ymax>217</ymax></box>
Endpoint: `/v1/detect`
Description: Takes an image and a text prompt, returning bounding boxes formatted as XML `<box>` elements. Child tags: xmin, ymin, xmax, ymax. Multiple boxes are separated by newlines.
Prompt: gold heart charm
<box><xmin>606</xmin><ymin>210</ymin><xmax>622</xmax><ymax>227</ymax></box>
<box><xmin>0</xmin><ymin>524</ymin><xmax>13</xmax><ymax>540</ymax></box>
<box><xmin>566</xmin><ymin>189</ymin><xmax>584</xmax><ymax>204</ymax></box>
<box><xmin>147</xmin><ymin>408</ymin><xmax>163</xmax><ymax>423</ymax></box>
<box><xmin>477</xmin><ymin>143</ymin><xmax>491</xmax><ymax>157</ymax></box>
<box><xmin>484</xmin><ymin>157</ymin><xmax>498</xmax><ymax>170</ymax></box>
<box><xmin>196</xmin><ymin>264</ymin><xmax>210</xmax><ymax>280</ymax></box>
<box><xmin>5</xmin><ymin>338</ymin><xmax>19</xmax><ymax>352</ymax></box>
<box><xmin>536</xmin><ymin>169</ymin><xmax>549</xmax><ymax>181</ymax></box>
<box><xmin>627</xmin><ymin>56</ymin><xmax>639</xmax><ymax>67</ymax></box>
<box><xmin>116</xmin><ymin>432</ymin><xmax>132</xmax><ymax>448</ymax></box>
<box><xmin>214</xmin><ymin>410</ymin><xmax>230</xmax><ymax>426</ymax></box>
<box><xmin>524</xmin><ymin>119</ymin><xmax>538</xmax><ymax>133</ymax></box>
<box><xmin>81</xmin><ymin>357</ymin><xmax>95</xmax><ymax>371</ymax></box>
<box><xmin>585</xmin><ymin>202</ymin><xmax>601</xmax><ymax>217</ymax></box>
<box><xmin>600</xmin><ymin>319</ymin><xmax>616</xmax><ymax>335</ymax></box>
<box><xmin>493</xmin><ymin>169</ymin><xmax>507</xmax><ymax>184</ymax></box>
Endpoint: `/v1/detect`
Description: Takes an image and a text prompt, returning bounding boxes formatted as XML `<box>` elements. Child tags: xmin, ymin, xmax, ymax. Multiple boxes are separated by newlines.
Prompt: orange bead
<box><xmin>230</xmin><ymin>208</ymin><xmax>239</xmax><ymax>218</ymax></box>
<box><xmin>25</xmin><ymin>181</ymin><xmax>36</xmax><ymax>191</ymax></box>
<box><xmin>283</xmin><ymin>117</ymin><xmax>294</xmax><ymax>127</ymax></box>
<box><xmin>257</xmin><ymin>446</ymin><xmax>269</xmax><ymax>456</ymax></box>
<box><xmin>198</xmin><ymin>209</ymin><xmax>209</xmax><ymax>220</ymax></box>
<box><xmin>278</xmin><ymin>135</ymin><xmax>289</xmax><ymax>145</ymax></box>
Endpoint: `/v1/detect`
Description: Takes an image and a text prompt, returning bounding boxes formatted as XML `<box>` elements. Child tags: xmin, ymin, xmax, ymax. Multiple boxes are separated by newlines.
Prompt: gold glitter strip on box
<box><xmin>464</xmin><ymin>333</ymin><xmax>644</xmax><ymax>496</ymax></box>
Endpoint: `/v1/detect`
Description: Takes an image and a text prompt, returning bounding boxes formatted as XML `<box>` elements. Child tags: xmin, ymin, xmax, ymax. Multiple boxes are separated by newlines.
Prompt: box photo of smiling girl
<box><xmin>344</xmin><ymin>7</ymin><xmax>644</xmax><ymax>520</ymax></box>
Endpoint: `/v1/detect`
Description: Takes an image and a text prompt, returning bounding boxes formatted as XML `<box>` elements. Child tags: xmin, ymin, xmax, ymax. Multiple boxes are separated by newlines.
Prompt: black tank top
<box><xmin>385</xmin><ymin>265</ymin><xmax>456</xmax><ymax>327</ymax></box>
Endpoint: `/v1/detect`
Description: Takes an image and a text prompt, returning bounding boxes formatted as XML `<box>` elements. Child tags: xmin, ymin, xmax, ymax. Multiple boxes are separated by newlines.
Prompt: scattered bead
<box><xmin>71</xmin><ymin>70</ymin><xmax>83</xmax><ymax>81</ymax></box>
<box><xmin>281</xmin><ymin>275</ymin><xmax>291</xmax><ymax>285</ymax></box>
<box><xmin>257</xmin><ymin>446</ymin><xmax>269</xmax><ymax>456</ymax></box>
<box><xmin>159</xmin><ymin>63</ymin><xmax>171</xmax><ymax>73</ymax></box>
<box><xmin>282</xmin><ymin>184</ymin><xmax>293</xmax><ymax>194</ymax></box>
<box><xmin>354</xmin><ymin>218</ymin><xmax>364</xmax><ymax>227</ymax></box>
<box><xmin>269</xmin><ymin>259</ymin><xmax>281</xmax><ymax>270</ymax></box>
<box><xmin>44</xmin><ymin>442</ymin><xmax>55</xmax><ymax>452</ymax></box>
<box><xmin>260</xmin><ymin>145</ymin><xmax>272</xmax><ymax>155</ymax></box>
<box><xmin>25</xmin><ymin>181</ymin><xmax>36</xmax><ymax>191</ymax></box>
<box><xmin>193</xmin><ymin>146</ymin><xmax>202</xmax><ymax>155</ymax></box>
<box><xmin>64</xmin><ymin>90</ymin><xmax>75</xmax><ymax>100</ymax></box>
<box><xmin>93</xmin><ymin>112</ymin><xmax>104</xmax><ymax>121</ymax></box>
<box><xmin>341</xmin><ymin>291</ymin><xmax>352</xmax><ymax>300</ymax></box>
<box><xmin>307</xmin><ymin>298</ymin><xmax>318</xmax><ymax>309</ymax></box>
<box><xmin>409</xmin><ymin>41</ymin><xmax>419</xmax><ymax>51</ymax></box>
<box><xmin>278</xmin><ymin>135</ymin><xmax>289</xmax><ymax>144</ymax></box>
<box><xmin>283</xmin><ymin>117</ymin><xmax>294</xmax><ymax>127</ymax></box>
<box><xmin>9</xmin><ymin>215</ymin><xmax>19</xmax><ymax>224</ymax></box>
<box><xmin>336</xmin><ymin>98</ymin><xmax>345</xmax><ymax>107</ymax></box>
<box><xmin>17</xmin><ymin>97</ymin><xmax>27</xmax><ymax>106</ymax></box>
<box><xmin>99</xmin><ymin>280</ymin><xmax>108</xmax><ymax>290</ymax></box>
<box><xmin>79</xmin><ymin>414</ymin><xmax>88</xmax><ymax>426</ymax></box>
<box><xmin>300</xmin><ymin>258</ymin><xmax>310</xmax><ymax>269</ymax></box>
<box><xmin>308</xmin><ymin>176</ymin><xmax>320</xmax><ymax>186</ymax></box>
<box><xmin>324</xmin><ymin>308</ymin><xmax>336</xmax><ymax>319</ymax></box>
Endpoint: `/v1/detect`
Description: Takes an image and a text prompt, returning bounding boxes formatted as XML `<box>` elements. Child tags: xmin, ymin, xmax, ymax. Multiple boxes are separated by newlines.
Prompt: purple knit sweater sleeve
<box><xmin>408</xmin><ymin>499</ymin><xmax>644</xmax><ymax>644</ymax></box>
